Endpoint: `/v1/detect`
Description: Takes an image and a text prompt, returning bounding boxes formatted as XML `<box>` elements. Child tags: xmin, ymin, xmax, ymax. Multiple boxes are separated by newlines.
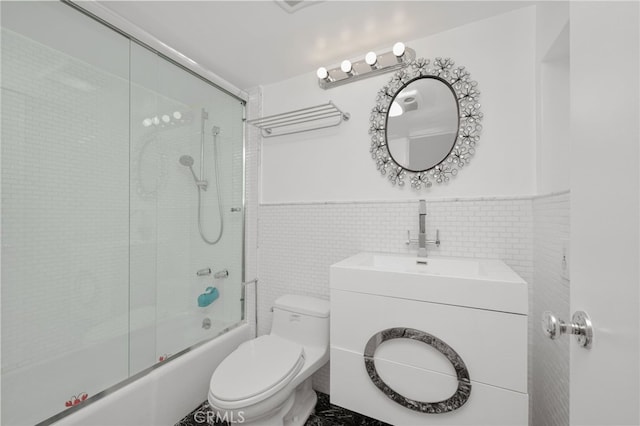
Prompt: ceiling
<box><xmin>97</xmin><ymin>1</ymin><xmax>534</xmax><ymax>90</ymax></box>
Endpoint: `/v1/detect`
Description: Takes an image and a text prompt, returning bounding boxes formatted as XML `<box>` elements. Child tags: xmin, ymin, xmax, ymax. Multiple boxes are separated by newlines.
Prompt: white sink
<box><xmin>329</xmin><ymin>252</ymin><xmax>529</xmax><ymax>423</ymax></box>
<box><xmin>330</xmin><ymin>252</ymin><xmax>527</xmax><ymax>314</ymax></box>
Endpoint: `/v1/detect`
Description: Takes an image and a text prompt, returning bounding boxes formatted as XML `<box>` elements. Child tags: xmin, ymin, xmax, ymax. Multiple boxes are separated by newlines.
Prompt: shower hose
<box><xmin>198</xmin><ymin>129</ymin><xmax>223</xmax><ymax>245</ymax></box>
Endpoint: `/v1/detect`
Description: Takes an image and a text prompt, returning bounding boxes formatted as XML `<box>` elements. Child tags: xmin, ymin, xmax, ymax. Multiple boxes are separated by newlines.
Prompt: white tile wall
<box><xmin>2</xmin><ymin>20</ymin><xmax>246</xmax><ymax>388</ymax></box>
<box><xmin>532</xmin><ymin>191</ymin><xmax>570</xmax><ymax>426</ymax></box>
<box><xmin>243</xmin><ymin>86</ymin><xmax>262</xmax><ymax>337</ymax></box>
<box><xmin>127</xmin><ymin>46</ymin><xmax>246</xmax><ymax>341</ymax></box>
<box><xmin>1</xmin><ymin>28</ymin><xmax>130</xmax><ymax>374</ymax></box>
<box><xmin>257</xmin><ymin>197</ymin><xmax>534</xmax><ymax>394</ymax></box>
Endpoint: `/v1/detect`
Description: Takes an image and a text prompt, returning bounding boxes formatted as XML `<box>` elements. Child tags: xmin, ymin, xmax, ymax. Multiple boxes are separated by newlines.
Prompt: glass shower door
<box><xmin>129</xmin><ymin>42</ymin><xmax>245</xmax><ymax>375</ymax></box>
<box><xmin>1</xmin><ymin>2</ymin><xmax>245</xmax><ymax>425</ymax></box>
<box><xmin>1</xmin><ymin>2</ymin><xmax>131</xmax><ymax>424</ymax></box>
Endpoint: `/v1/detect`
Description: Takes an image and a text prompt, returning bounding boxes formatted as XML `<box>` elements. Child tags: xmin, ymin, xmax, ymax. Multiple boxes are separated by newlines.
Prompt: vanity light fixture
<box><xmin>316</xmin><ymin>66</ymin><xmax>332</xmax><ymax>82</ymax></box>
<box><xmin>365</xmin><ymin>51</ymin><xmax>379</xmax><ymax>69</ymax></box>
<box><xmin>341</xmin><ymin>60</ymin><xmax>355</xmax><ymax>76</ymax></box>
<box><xmin>317</xmin><ymin>42</ymin><xmax>415</xmax><ymax>90</ymax></box>
<box><xmin>392</xmin><ymin>42</ymin><xmax>406</xmax><ymax>61</ymax></box>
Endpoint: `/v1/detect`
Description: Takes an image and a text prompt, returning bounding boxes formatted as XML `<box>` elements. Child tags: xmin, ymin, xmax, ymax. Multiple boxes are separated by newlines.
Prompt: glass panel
<box><xmin>1</xmin><ymin>2</ymin><xmax>130</xmax><ymax>424</ymax></box>
<box><xmin>129</xmin><ymin>43</ymin><xmax>245</xmax><ymax>372</ymax></box>
<box><xmin>1</xmin><ymin>2</ymin><xmax>245</xmax><ymax>424</ymax></box>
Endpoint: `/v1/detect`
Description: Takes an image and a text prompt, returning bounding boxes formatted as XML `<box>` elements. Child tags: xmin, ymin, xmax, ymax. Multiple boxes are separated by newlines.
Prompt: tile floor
<box><xmin>175</xmin><ymin>392</ymin><xmax>389</xmax><ymax>426</ymax></box>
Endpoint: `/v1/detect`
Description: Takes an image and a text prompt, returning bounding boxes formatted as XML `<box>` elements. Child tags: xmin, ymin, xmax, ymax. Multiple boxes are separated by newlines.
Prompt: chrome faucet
<box><xmin>418</xmin><ymin>200</ymin><xmax>428</xmax><ymax>257</ymax></box>
<box><xmin>406</xmin><ymin>200</ymin><xmax>440</xmax><ymax>257</ymax></box>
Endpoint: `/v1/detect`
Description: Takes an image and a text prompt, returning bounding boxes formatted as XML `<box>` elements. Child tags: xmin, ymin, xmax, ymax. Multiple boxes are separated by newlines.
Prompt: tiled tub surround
<box><xmin>531</xmin><ymin>192</ymin><xmax>570</xmax><ymax>426</ymax></box>
<box><xmin>242</xmin><ymin>86</ymin><xmax>262</xmax><ymax>338</ymax></box>
<box><xmin>258</xmin><ymin>197</ymin><xmax>534</xmax><ymax>394</ymax></box>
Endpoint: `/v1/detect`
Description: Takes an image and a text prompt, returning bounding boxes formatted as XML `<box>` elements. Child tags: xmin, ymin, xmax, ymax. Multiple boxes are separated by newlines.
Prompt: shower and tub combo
<box><xmin>1</xmin><ymin>1</ymin><xmax>248</xmax><ymax>425</ymax></box>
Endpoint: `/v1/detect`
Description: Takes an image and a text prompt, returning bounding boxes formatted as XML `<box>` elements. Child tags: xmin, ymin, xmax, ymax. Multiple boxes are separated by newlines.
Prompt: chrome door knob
<box><xmin>542</xmin><ymin>311</ymin><xmax>563</xmax><ymax>340</ymax></box>
<box><xmin>542</xmin><ymin>310</ymin><xmax>593</xmax><ymax>349</ymax></box>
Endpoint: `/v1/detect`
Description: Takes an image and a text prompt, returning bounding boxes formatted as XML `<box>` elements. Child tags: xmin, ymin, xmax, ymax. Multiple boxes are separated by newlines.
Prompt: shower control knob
<box><xmin>542</xmin><ymin>310</ymin><xmax>593</xmax><ymax>349</ymax></box>
<box><xmin>196</xmin><ymin>268</ymin><xmax>212</xmax><ymax>276</ymax></box>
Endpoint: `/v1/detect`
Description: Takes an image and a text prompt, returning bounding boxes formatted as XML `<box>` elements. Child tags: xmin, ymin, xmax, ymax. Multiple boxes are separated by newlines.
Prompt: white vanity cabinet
<box><xmin>329</xmin><ymin>252</ymin><xmax>529</xmax><ymax>425</ymax></box>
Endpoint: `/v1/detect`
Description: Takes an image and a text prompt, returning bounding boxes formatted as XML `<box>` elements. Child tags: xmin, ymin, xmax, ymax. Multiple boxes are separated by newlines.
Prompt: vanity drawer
<box><xmin>330</xmin><ymin>347</ymin><xmax>528</xmax><ymax>426</ymax></box>
<box><xmin>331</xmin><ymin>289</ymin><xmax>527</xmax><ymax>393</ymax></box>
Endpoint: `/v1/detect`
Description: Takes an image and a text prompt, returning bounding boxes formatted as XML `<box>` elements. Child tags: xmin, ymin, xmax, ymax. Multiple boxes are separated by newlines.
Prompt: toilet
<box><xmin>208</xmin><ymin>295</ymin><xmax>330</xmax><ymax>425</ymax></box>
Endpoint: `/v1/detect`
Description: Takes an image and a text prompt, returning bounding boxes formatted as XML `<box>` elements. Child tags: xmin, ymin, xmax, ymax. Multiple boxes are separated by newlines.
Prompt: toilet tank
<box><xmin>270</xmin><ymin>295</ymin><xmax>330</xmax><ymax>348</ymax></box>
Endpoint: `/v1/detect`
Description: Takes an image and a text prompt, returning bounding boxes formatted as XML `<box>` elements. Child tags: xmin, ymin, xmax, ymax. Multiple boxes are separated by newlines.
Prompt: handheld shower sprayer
<box><xmin>178</xmin><ymin>154</ymin><xmax>193</xmax><ymax>166</ymax></box>
<box><xmin>179</xmin><ymin>155</ymin><xmax>207</xmax><ymax>190</ymax></box>
<box><xmin>179</xmin><ymin>110</ymin><xmax>223</xmax><ymax>246</ymax></box>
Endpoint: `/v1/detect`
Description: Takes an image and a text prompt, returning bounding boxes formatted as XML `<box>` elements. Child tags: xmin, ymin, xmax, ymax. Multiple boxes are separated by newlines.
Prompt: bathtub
<box><xmin>2</xmin><ymin>311</ymin><xmax>250</xmax><ymax>426</ymax></box>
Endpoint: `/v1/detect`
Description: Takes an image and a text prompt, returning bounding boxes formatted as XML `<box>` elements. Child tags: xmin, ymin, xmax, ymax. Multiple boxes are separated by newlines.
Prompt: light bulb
<box><xmin>142</xmin><ymin>118</ymin><xmax>152</xmax><ymax>127</ymax></box>
<box><xmin>393</xmin><ymin>42</ymin><xmax>406</xmax><ymax>57</ymax></box>
<box><xmin>162</xmin><ymin>115</ymin><xmax>170</xmax><ymax>123</ymax></box>
<box><xmin>316</xmin><ymin>67</ymin><xmax>329</xmax><ymax>80</ymax></box>
<box><xmin>341</xmin><ymin>60</ymin><xmax>352</xmax><ymax>73</ymax></box>
<box><xmin>365</xmin><ymin>51</ymin><xmax>378</xmax><ymax>67</ymax></box>
<box><xmin>173</xmin><ymin>111</ymin><xmax>182</xmax><ymax>120</ymax></box>
<box><xmin>152</xmin><ymin>116</ymin><xmax>160</xmax><ymax>125</ymax></box>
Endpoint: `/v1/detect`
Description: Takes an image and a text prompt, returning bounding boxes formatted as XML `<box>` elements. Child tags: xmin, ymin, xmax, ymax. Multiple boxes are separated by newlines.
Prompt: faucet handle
<box><xmin>408</xmin><ymin>229</ymin><xmax>441</xmax><ymax>247</ymax></box>
<box><xmin>196</xmin><ymin>268</ymin><xmax>212</xmax><ymax>276</ymax></box>
<box><xmin>406</xmin><ymin>230</ymin><xmax>418</xmax><ymax>246</ymax></box>
<box><xmin>214</xmin><ymin>269</ymin><xmax>229</xmax><ymax>279</ymax></box>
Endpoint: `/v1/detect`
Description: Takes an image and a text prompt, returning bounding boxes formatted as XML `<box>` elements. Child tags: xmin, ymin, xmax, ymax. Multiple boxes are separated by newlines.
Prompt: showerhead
<box><xmin>179</xmin><ymin>154</ymin><xmax>208</xmax><ymax>190</ymax></box>
<box><xmin>179</xmin><ymin>155</ymin><xmax>194</xmax><ymax>167</ymax></box>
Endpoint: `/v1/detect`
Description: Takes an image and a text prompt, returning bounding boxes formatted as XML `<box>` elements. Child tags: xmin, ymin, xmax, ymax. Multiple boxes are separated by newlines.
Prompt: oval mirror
<box><xmin>386</xmin><ymin>77</ymin><xmax>459</xmax><ymax>172</ymax></box>
<box><xmin>369</xmin><ymin>57</ymin><xmax>482</xmax><ymax>189</ymax></box>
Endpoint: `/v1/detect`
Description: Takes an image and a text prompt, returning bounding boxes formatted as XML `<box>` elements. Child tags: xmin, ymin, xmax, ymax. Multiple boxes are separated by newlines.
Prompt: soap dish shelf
<box><xmin>246</xmin><ymin>101</ymin><xmax>350</xmax><ymax>138</ymax></box>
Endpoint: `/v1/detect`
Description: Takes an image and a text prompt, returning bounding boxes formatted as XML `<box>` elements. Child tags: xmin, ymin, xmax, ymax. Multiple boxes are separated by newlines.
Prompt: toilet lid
<box><xmin>210</xmin><ymin>335</ymin><xmax>305</xmax><ymax>403</ymax></box>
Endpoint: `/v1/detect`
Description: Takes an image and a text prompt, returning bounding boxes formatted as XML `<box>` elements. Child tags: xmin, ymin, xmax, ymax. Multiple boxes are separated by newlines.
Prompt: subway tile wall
<box><xmin>1</xmin><ymin>28</ymin><xmax>130</xmax><ymax>373</ymax></box>
<box><xmin>243</xmin><ymin>86</ymin><xmax>262</xmax><ymax>337</ymax></box>
<box><xmin>1</xmin><ymin>26</ymin><xmax>246</xmax><ymax>377</ymax></box>
<box><xmin>532</xmin><ymin>192</ymin><xmax>570</xmax><ymax>426</ymax></box>
<box><xmin>257</xmin><ymin>197</ymin><xmax>534</xmax><ymax>394</ymax></box>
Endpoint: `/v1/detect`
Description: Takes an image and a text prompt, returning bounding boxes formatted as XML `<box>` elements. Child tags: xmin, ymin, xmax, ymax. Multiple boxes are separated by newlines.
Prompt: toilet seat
<box><xmin>209</xmin><ymin>335</ymin><xmax>305</xmax><ymax>407</ymax></box>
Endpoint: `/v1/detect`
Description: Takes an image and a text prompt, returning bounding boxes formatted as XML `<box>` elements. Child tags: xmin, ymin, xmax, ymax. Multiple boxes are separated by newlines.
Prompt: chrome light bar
<box><xmin>317</xmin><ymin>42</ymin><xmax>415</xmax><ymax>90</ymax></box>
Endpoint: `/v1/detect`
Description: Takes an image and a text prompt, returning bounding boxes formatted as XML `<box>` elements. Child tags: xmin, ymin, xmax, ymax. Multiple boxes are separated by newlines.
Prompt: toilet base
<box><xmin>217</xmin><ymin>378</ymin><xmax>317</xmax><ymax>426</ymax></box>
<box><xmin>283</xmin><ymin>379</ymin><xmax>317</xmax><ymax>426</ymax></box>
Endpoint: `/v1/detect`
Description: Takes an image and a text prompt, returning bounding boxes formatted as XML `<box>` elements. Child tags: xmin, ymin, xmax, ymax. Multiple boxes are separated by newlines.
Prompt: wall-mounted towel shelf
<box><xmin>246</xmin><ymin>101</ymin><xmax>350</xmax><ymax>138</ymax></box>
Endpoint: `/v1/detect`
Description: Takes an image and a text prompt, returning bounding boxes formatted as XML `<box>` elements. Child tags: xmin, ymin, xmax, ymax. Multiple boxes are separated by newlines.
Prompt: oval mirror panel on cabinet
<box><xmin>386</xmin><ymin>77</ymin><xmax>459</xmax><ymax>172</ymax></box>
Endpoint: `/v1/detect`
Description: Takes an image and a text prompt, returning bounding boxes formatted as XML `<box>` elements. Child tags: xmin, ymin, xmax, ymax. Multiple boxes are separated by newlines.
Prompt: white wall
<box><xmin>260</xmin><ymin>7</ymin><xmax>536</xmax><ymax>203</ymax></box>
<box><xmin>243</xmin><ymin>86</ymin><xmax>262</xmax><ymax>338</ymax></box>
<box><xmin>569</xmin><ymin>2</ymin><xmax>639</xmax><ymax>424</ymax></box>
<box><xmin>535</xmin><ymin>2</ymin><xmax>570</xmax><ymax>194</ymax></box>
<box><xmin>256</xmin><ymin>5</ymin><xmax>539</xmax><ymax>398</ymax></box>
<box><xmin>538</xmin><ymin>55</ymin><xmax>569</xmax><ymax>194</ymax></box>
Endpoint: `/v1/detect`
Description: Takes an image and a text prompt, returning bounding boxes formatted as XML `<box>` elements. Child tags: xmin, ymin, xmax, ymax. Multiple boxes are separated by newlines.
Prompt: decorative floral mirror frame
<box><xmin>369</xmin><ymin>58</ymin><xmax>483</xmax><ymax>189</ymax></box>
